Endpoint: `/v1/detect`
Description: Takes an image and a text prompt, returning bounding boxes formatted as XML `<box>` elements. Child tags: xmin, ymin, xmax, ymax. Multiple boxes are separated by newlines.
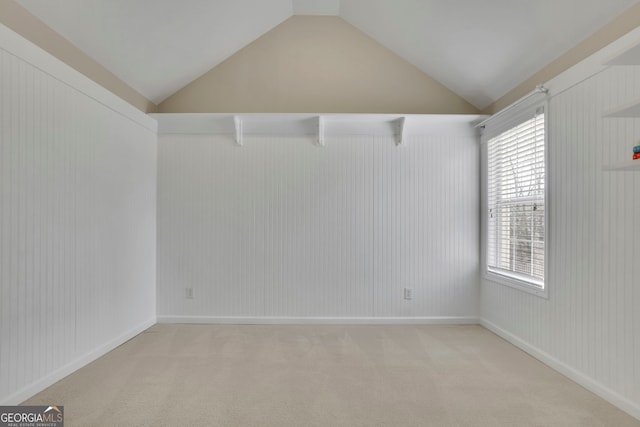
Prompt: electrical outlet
<box><xmin>404</xmin><ymin>288</ymin><xmax>413</xmax><ymax>300</ymax></box>
<box><xmin>185</xmin><ymin>287</ymin><xmax>194</xmax><ymax>299</ymax></box>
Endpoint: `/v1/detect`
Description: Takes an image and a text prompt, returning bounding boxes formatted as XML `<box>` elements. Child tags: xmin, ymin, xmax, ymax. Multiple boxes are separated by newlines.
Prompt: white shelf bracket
<box><xmin>234</xmin><ymin>115</ymin><xmax>243</xmax><ymax>146</ymax></box>
<box><xmin>317</xmin><ymin>116</ymin><xmax>325</xmax><ymax>146</ymax></box>
<box><xmin>396</xmin><ymin>116</ymin><xmax>406</xmax><ymax>146</ymax></box>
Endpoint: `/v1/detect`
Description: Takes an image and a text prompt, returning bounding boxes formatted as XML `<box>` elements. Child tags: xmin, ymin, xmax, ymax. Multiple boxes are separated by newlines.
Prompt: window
<box><xmin>485</xmin><ymin>106</ymin><xmax>546</xmax><ymax>293</ymax></box>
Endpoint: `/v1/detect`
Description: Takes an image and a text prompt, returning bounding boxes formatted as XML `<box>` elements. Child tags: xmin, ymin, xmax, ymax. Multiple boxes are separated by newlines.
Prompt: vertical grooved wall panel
<box><xmin>481</xmin><ymin>65</ymin><xmax>640</xmax><ymax>413</ymax></box>
<box><xmin>263</xmin><ymin>136</ymin><xmax>374</xmax><ymax>317</ymax></box>
<box><xmin>157</xmin><ymin>135</ymin><xmax>265</xmax><ymax>316</ymax></box>
<box><xmin>157</xmin><ymin>132</ymin><xmax>479</xmax><ymax>319</ymax></box>
<box><xmin>374</xmin><ymin>135</ymin><xmax>479</xmax><ymax>317</ymax></box>
<box><xmin>0</xmin><ymin>45</ymin><xmax>157</xmax><ymax>404</ymax></box>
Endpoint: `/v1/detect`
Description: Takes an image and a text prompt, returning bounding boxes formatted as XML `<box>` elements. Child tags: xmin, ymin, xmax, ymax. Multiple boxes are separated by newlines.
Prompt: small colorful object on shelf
<box><xmin>634</xmin><ymin>145</ymin><xmax>640</xmax><ymax>154</ymax></box>
<box><xmin>634</xmin><ymin>152</ymin><xmax>640</xmax><ymax>160</ymax></box>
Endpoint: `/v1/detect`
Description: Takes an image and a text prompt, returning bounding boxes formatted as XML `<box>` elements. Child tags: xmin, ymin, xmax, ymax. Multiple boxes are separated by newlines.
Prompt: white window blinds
<box><xmin>487</xmin><ymin>107</ymin><xmax>545</xmax><ymax>288</ymax></box>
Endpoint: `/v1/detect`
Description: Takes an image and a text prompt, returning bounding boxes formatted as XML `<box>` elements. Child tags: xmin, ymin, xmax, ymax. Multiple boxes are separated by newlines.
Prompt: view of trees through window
<box><xmin>487</xmin><ymin>111</ymin><xmax>545</xmax><ymax>287</ymax></box>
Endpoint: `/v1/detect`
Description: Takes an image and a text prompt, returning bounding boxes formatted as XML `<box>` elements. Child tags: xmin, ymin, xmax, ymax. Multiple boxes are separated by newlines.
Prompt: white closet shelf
<box><xmin>149</xmin><ymin>113</ymin><xmax>487</xmax><ymax>143</ymax></box>
<box><xmin>603</xmin><ymin>160</ymin><xmax>640</xmax><ymax>171</ymax></box>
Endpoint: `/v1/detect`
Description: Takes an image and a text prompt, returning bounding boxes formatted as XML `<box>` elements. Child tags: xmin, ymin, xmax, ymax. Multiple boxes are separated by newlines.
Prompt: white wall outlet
<box><xmin>185</xmin><ymin>287</ymin><xmax>194</xmax><ymax>299</ymax></box>
<box><xmin>404</xmin><ymin>288</ymin><xmax>413</xmax><ymax>300</ymax></box>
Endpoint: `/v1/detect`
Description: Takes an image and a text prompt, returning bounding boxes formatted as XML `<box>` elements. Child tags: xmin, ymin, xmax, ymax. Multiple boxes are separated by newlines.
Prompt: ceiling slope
<box><xmin>17</xmin><ymin>0</ymin><xmax>293</xmax><ymax>104</ymax></box>
<box><xmin>16</xmin><ymin>0</ymin><xmax>640</xmax><ymax>109</ymax></box>
<box><xmin>339</xmin><ymin>0</ymin><xmax>639</xmax><ymax>109</ymax></box>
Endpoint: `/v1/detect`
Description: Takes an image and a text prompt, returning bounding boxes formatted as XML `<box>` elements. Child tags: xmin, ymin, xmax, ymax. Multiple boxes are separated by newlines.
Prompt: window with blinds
<box><xmin>487</xmin><ymin>108</ymin><xmax>545</xmax><ymax>289</ymax></box>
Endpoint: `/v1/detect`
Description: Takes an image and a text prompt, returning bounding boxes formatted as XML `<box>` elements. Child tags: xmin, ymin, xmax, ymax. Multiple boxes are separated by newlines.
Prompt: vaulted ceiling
<box><xmin>16</xmin><ymin>0</ymin><xmax>640</xmax><ymax>109</ymax></box>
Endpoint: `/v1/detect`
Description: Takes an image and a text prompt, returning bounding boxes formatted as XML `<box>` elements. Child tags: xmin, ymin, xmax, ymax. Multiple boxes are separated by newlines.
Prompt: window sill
<box><xmin>483</xmin><ymin>271</ymin><xmax>549</xmax><ymax>299</ymax></box>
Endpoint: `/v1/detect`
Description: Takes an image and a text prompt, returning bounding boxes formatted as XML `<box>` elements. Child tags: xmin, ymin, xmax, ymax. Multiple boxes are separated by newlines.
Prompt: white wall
<box><xmin>481</xmin><ymin>64</ymin><xmax>640</xmax><ymax>417</ymax></box>
<box><xmin>0</xmin><ymin>24</ymin><xmax>157</xmax><ymax>404</ymax></box>
<box><xmin>157</xmin><ymin>131</ymin><xmax>479</xmax><ymax>322</ymax></box>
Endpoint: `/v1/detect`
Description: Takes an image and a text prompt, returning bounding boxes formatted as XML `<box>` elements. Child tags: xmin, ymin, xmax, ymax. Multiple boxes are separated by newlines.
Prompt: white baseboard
<box><xmin>0</xmin><ymin>317</ymin><xmax>156</xmax><ymax>406</ymax></box>
<box><xmin>481</xmin><ymin>318</ymin><xmax>640</xmax><ymax>422</ymax></box>
<box><xmin>157</xmin><ymin>315</ymin><xmax>479</xmax><ymax>325</ymax></box>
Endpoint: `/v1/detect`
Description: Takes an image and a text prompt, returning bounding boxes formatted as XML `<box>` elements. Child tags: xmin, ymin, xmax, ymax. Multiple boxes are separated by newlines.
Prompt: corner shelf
<box><xmin>604</xmin><ymin>39</ymin><xmax>640</xmax><ymax>65</ymax></box>
<box><xmin>602</xmin><ymin>99</ymin><xmax>640</xmax><ymax>118</ymax></box>
<box><xmin>600</xmin><ymin>102</ymin><xmax>640</xmax><ymax>170</ymax></box>
<box><xmin>603</xmin><ymin>160</ymin><xmax>640</xmax><ymax>171</ymax></box>
<box><xmin>601</xmin><ymin>41</ymin><xmax>640</xmax><ymax>171</ymax></box>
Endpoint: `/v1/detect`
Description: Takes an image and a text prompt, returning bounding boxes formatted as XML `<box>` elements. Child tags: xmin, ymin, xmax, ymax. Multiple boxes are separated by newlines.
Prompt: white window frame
<box><xmin>480</xmin><ymin>97</ymin><xmax>549</xmax><ymax>299</ymax></box>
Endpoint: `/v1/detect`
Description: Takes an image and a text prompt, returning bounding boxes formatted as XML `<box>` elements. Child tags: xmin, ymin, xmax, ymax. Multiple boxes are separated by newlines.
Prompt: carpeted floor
<box><xmin>23</xmin><ymin>324</ymin><xmax>640</xmax><ymax>426</ymax></box>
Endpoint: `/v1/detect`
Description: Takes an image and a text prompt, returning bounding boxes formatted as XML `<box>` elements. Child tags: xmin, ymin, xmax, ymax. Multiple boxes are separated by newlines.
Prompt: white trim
<box><xmin>544</xmin><ymin>25</ymin><xmax>640</xmax><ymax>99</ymax></box>
<box><xmin>0</xmin><ymin>318</ymin><xmax>156</xmax><ymax>406</ymax></box>
<box><xmin>483</xmin><ymin>271</ymin><xmax>548</xmax><ymax>299</ymax></box>
<box><xmin>477</xmin><ymin>85</ymin><xmax>548</xmax><ymax>129</ymax></box>
<box><xmin>481</xmin><ymin>319</ymin><xmax>640</xmax><ymax>422</ymax></box>
<box><xmin>481</xmin><ymin>96</ymin><xmax>547</xmax><ymax>141</ymax></box>
<box><xmin>157</xmin><ymin>316</ymin><xmax>479</xmax><ymax>325</ymax></box>
<box><xmin>0</xmin><ymin>23</ymin><xmax>156</xmax><ymax>132</ymax></box>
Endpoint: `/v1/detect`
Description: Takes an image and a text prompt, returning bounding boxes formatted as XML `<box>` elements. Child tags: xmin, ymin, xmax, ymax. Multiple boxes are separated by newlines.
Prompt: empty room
<box><xmin>1</xmin><ymin>0</ymin><xmax>640</xmax><ymax>426</ymax></box>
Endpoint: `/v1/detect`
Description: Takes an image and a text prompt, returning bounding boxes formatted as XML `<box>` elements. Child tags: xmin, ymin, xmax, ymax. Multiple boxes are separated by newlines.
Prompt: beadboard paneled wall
<box><xmin>374</xmin><ymin>135</ymin><xmax>479</xmax><ymax>318</ymax></box>
<box><xmin>157</xmin><ymin>132</ymin><xmax>479</xmax><ymax>321</ymax></box>
<box><xmin>262</xmin><ymin>136</ymin><xmax>374</xmax><ymax>317</ymax></box>
<box><xmin>481</xmin><ymin>65</ymin><xmax>640</xmax><ymax>417</ymax></box>
<box><xmin>0</xmin><ymin>26</ymin><xmax>157</xmax><ymax>404</ymax></box>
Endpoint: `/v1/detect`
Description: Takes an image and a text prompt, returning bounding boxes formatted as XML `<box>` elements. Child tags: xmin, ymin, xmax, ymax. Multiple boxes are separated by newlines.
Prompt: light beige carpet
<box><xmin>23</xmin><ymin>324</ymin><xmax>640</xmax><ymax>427</ymax></box>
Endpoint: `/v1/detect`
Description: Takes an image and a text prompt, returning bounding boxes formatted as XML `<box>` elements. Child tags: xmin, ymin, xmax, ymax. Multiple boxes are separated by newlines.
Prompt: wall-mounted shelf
<box><xmin>604</xmin><ymin>39</ymin><xmax>640</xmax><ymax>66</ymax></box>
<box><xmin>149</xmin><ymin>113</ymin><xmax>487</xmax><ymax>143</ymax></box>
<box><xmin>601</xmin><ymin>40</ymin><xmax>640</xmax><ymax>171</ymax></box>
<box><xmin>600</xmin><ymin>102</ymin><xmax>640</xmax><ymax>170</ymax></box>
<box><xmin>603</xmin><ymin>160</ymin><xmax>640</xmax><ymax>171</ymax></box>
<box><xmin>602</xmin><ymin>99</ymin><xmax>640</xmax><ymax>118</ymax></box>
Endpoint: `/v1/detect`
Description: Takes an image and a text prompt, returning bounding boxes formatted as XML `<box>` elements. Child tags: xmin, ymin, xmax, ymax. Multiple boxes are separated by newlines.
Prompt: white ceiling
<box><xmin>292</xmin><ymin>0</ymin><xmax>340</xmax><ymax>15</ymax></box>
<box><xmin>17</xmin><ymin>0</ymin><xmax>640</xmax><ymax>109</ymax></box>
